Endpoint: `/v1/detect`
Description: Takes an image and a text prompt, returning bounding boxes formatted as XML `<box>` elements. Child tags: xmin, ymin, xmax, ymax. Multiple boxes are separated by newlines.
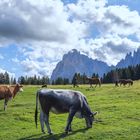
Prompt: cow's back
<box><xmin>38</xmin><ymin>89</ymin><xmax>84</xmax><ymax>114</ymax></box>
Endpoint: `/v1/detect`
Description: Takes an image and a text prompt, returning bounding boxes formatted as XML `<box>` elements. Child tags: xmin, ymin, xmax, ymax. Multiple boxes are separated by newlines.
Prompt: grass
<box><xmin>0</xmin><ymin>82</ymin><xmax>140</xmax><ymax>140</ymax></box>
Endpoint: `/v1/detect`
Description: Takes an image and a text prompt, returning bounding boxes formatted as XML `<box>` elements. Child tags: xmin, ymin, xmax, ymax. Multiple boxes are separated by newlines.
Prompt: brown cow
<box><xmin>86</xmin><ymin>77</ymin><xmax>101</xmax><ymax>88</ymax></box>
<box><xmin>119</xmin><ymin>79</ymin><xmax>133</xmax><ymax>86</ymax></box>
<box><xmin>0</xmin><ymin>84</ymin><xmax>23</xmax><ymax>110</ymax></box>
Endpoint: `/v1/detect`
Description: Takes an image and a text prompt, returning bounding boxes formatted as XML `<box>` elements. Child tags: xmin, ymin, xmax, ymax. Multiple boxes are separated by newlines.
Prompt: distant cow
<box><xmin>42</xmin><ymin>84</ymin><xmax>47</xmax><ymax>88</ymax></box>
<box><xmin>35</xmin><ymin>89</ymin><xmax>97</xmax><ymax>134</ymax></box>
<box><xmin>119</xmin><ymin>79</ymin><xmax>133</xmax><ymax>86</ymax></box>
<box><xmin>86</xmin><ymin>77</ymin><xmax>101</xmax><ymax>88</ymax></box>
<box><xmin>72</xmin><ymin>74</ymin><xmax>79</xmax><ymax>88</ymax></box>
<box><xmin>0</xmin><ymin>84</ymin><xmax>23</xmax><ymax>110</ymax></box>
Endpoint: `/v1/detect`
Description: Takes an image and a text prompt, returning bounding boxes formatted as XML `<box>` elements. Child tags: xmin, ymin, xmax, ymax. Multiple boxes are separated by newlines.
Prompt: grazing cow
<box><xmin>86</xmin><ymin>77</ymin><xmax>101</xmax><ymax>88</ymax></box>
<box><xmin>35</xmin><ymin>89</ymin><xmax>97</xmax><ymax>134</ymax></box>
<box><xmin>42</xmin><ymin>84</ymin><xmax>47</xmax><ymax>88</ymax></box>
<box><xmin>119</xmin><ymin>79</ymin><xmax>133</xmax><ymax>86</ymax></box>
<box><xmin>0</xmin><ymin>84</ymin><xmax>23</xmax><ymax>110</ymax></box>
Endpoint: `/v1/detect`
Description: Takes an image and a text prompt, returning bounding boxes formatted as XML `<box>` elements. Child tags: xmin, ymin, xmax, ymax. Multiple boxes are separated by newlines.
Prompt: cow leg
<box><xmin>65</xmin><ymin>109</ymin><xmax>76</xmax><ymax>133</ymax></box>
<box><xmin>44</xmin><ymin>114</ymin><xmax>53</xmax><ymax>135</ymax></box>
<box><xmin>4</xmin><ymin>99</ymin><xmax>8</xmax><ymax>111</ymax></box>
<box><xmin>68</xmin><ymin>124</ymin><xmax>72</xmax><ymax>132</ymax></box>
<box><xmin>40</xmin><ymin>111</ymin><xmax>45</xmax><ymax>133</ymax></box>
<box><xmin>90</xmin><ymin>84</ymin><xmax>92</xmax><ymax>88</ymax></box>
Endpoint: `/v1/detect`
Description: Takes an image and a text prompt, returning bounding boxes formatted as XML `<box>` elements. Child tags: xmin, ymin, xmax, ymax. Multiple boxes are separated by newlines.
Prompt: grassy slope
<box><xmin>0</xmin><ymin>81</ymin><xmax>140</xmax><ymax>140</ymax></box>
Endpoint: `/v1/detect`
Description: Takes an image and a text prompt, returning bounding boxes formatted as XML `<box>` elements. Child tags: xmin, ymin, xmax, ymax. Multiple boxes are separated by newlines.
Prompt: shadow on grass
<box><xmin>86</xmin><ymin>87</ymin><xmax>96</xmax><ymax>91</ymax></box>
<box><xmin>10</xmin><ymin>103</ymin><xmax>25</xmax><ymax>107</ymax></box>
<box><xmin>19</xmin><ymin>128</ymin><xmax>89</xmax><ymax>140</ymax></box>
<box><xmin>0</xmin><ymin>110</ymin><xmax>5</xmax><ymax>114</ymax></box>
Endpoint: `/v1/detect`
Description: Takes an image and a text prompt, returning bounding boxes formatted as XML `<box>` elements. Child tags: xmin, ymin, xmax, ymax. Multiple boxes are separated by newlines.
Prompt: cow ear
<box><xmin>93</xmin><ymin>111</ymin><xmax>98</xmax><ymax>116</ymax></box>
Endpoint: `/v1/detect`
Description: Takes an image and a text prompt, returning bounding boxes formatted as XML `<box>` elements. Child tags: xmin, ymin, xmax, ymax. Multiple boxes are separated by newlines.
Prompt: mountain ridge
<box><xmin>51</xmin><ymin>49</ymin><xmax>111</xmax><ymax>80</ymax></box>
<box><xmin>51</xmin><ymin>48</ymin><xmax>140</xmax><ymax>81</ymax></box>
<box><xmin>116</xmin><ymin>47</ymin><xmax>140</xmax><ymax>68</ymax></box>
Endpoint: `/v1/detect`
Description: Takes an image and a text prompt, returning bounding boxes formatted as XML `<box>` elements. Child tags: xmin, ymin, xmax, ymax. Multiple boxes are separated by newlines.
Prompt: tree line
<box><xmin>53</xmin><ymin>64</ymin><xmax>140</xmax><ymax>84</ymax></box>
<box><xmin>0</xmin><ymin>73</ymin><xmax>50</xmax><ymax>85</ymax></box>
<box><xmin>102</xmin><ymin>64</ymin><xmax>140</xmax><ymax>83</ymax></box>
<box><xmin>18</xmin><ymin>75</ymin><xmax>50</xmax><ymax>85</ymax></box>
<box><xmin>0</xmin><ymin>72</ymin><xmax>16</xmax><ymax>84</ymax></box>
<box><xmin>0</xmin><ymin>64</ymin><xmax>140</xmax><ymax>85</ymax></box>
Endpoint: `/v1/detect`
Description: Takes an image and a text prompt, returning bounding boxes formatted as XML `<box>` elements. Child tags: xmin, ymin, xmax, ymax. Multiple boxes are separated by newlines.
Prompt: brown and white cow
<box><xmin>0</xmin><ymin>84</ymin><xmax>23</xmax><ymax>110</ymax></box>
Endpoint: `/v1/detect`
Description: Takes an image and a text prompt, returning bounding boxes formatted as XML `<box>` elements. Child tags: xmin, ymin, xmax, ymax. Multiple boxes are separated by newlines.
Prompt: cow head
<box><xmin>84</xmin><ymin>111</ymin><xmax>97</xmax><ymax>128</ymax></box>
<box><xmin>12</xmin><ymin>84</ymin><xmax>23</xmax><ymax>98</ymax></box>
<box><xmin>16</xmin><ymin>83</ymin><xmax>23</xmax><ymax>92</ymax></box>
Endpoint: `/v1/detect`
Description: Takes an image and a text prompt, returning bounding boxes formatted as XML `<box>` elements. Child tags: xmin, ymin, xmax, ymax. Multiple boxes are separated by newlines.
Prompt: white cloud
<box><xmin>89</xmin><ymin>35</ymin><xmax>140</xmax><ymax>65</ymax></box>
<box><xmin>0</xmin><ymin>0</ymin><xmax>71</xmax><ymax>43</ymax></box>
<box><xmin>0</xmin><ymin>0</ymin><xmax>140</xmax><ymax>77</ymax></box>
<box><xmin>20</xmin><ymin>58</ymin><xmax>57</xmax><ymax>77</ymax></box>
<box><xmin>103</xmin><ymin>6</ymin><xmax>140</xmax><ymax>37</ymax></box>
<box><xmin>67</xmin><ymin>1</ymin><xmax>140</xmax><ymax>39</ymax></box>
<box><xmin>0</xmin><ymin>68</ymin><xmax>15</xmax><ymax>78</ymax></box>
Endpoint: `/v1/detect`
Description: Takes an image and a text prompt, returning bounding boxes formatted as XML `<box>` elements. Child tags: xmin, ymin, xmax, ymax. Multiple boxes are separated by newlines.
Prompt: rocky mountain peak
<box><xmin>51</xmin><ymin>49</ymin><xmax>111</xmax><ymax>81</ymax></box>
<box><xmin>116</xmin><ymin>47</ymin><xmax>140</xmax><ymax>68</ymax></box>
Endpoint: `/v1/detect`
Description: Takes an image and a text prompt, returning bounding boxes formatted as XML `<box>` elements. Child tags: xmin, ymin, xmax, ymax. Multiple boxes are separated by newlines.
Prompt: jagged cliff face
<box><xmin>51</xmin><ymin>49</ymin><xmax>111</xmax><ymax>81</ymax></box>
<box><xmin>116</xmin><ymin>48</ymin><xmax>140</xmax><ymax>68</ymax></box>
<box><xmin>51</xmin><ymin>48</ymin><xmax>140</xmax><ymax>81</ymax></box>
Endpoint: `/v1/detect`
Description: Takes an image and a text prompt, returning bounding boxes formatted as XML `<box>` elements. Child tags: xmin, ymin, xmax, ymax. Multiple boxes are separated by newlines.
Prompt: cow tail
<box><xmin>35</xmin><ymin>91</ymin><xmax>39</xmax><ymax>128</ymax></box>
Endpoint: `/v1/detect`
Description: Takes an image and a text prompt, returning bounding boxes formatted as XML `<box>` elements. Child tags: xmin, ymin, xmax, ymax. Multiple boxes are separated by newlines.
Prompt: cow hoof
<box><xmin>65</xmin><ymin>131</ymin><xmax>69</xmax><ymax>134</ymax></box>
<box><xmin>49</xmin><ymin>132</ymin><xmax>53</xmax><ymax>135</ymax></box>
<box><xmin>87</xmin><ymin>126</ymin><xmax>92</xmax><ymax>129</ymax></box>
<box><xmin>42</xmin><ymin>131</ymin><xmax>46</xmax><ymax>134</ymax></box>
<box><xmin>68</xmin><ymin>129</ymin><xmax>72</xmax><ymax>132</ymax></box>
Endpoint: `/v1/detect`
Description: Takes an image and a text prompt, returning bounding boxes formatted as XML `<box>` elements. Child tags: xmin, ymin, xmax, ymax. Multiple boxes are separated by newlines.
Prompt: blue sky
<box><xmin>108</xmin><ymin>0</ymin><xmax>140</xmax><ymax>12</ymax></box>
<box><xmin>0</xmin><ymin>0</ymin><xmax>140</xmax><ymax>78</ymax></box>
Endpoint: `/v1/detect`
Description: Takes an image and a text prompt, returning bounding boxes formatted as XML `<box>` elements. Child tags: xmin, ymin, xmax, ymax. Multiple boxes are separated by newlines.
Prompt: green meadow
<box><xmin>0</xmin><ymin>81</ymin><xmax>140</xmax><ymax>140</ymax></box>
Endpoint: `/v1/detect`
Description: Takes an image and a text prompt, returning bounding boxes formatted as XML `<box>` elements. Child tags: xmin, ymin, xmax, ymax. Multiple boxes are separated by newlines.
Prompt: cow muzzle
<box><xmin>85</xmin><ymin>111</ymin><xmax>98</xmax><ymax>128</ymax></box>
<box><xmin>19</xmin><ymin>88</ymin><xmax>23</xmax><ymax>92</ymax></box>
<box><xmin>87</xmin><ymin>123</ymin><xmax>92</xmax><ymax>128</ymax></box>
<box><xmin>85</xmin><ymin>117</ymin><xmax>93</xmax><ymax>128</ymax></box>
